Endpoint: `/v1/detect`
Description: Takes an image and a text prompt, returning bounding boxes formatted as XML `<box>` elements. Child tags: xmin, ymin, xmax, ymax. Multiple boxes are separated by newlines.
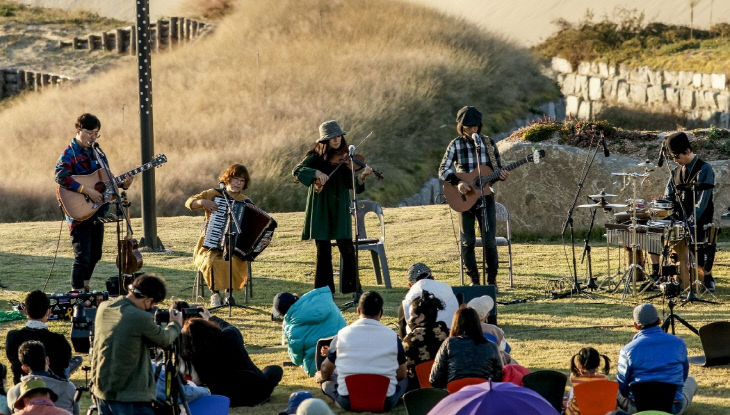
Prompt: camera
<box><xmin>71</xmin><ymin>304</ymin><xmax>97</xmax><ymax>354</ymax></box>
<box><xmin>659</xmin><ymin>280</ymin><xmax>681</xmax><ymax>298</ymax></box>
<box><xmin>154</xmin><ymin>307</ymin><xmax>202</xmax><ymax>324</ymax></box>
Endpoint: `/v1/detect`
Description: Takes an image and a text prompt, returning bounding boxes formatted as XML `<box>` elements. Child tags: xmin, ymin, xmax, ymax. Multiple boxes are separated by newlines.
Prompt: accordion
<box><xmin>202</xmin><ymin>196</ymin><xmax>277</xmax><ymax>261</ymax></box>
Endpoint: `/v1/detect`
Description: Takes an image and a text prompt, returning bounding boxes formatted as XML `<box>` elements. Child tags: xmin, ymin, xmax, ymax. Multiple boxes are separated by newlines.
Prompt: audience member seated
<box><xmin>564</xmin><ymin>347</ymin><xmax>611</xmax><ymax>415</ymax></box>
<box><xmin>401</xmin><ymin>290</ymin><xmax>448</xmax><ymax>391</ymax></box>
<box><xmin>617</xmin><ymin>303</ymin><xmax>697</xmax><ymax>415</ymax></box>
<box><xmin>0</xmin><ymin>363</ymin><xmax>8</xmax><ymax>415</ymax></box>
<box><xmin>180</xmin><ymin>314</ymin><xmax>283</xmax><ymax>407</ymax></box>
<box><xmin>429</xmin><ymin>306</ymin><xmax>503</xmax><ymax>388</ymax></box>
<box><xmin>272</xmin><ymin>288</ymin><xmax>346</xmax><ymax>377</ymax></box>
<box><xmin>7</xmin><ymin>341</ymin><xmax>77</xmax><ymax>415</ymax></box>
<box><xmin>398</xmin><ymin>263</ymin><xmax>459</xmax><ymax>339</ymax></box>
<box><xmin>12</xmin><ymin>378</ymin><xmax>70</xmax><ymax>415</ymax></box>
<box><xmin>467</xmin><ymin>295</ymin><xmax>514</xmax><ymax>364</ymax></box>
<box><xmin>315</xmin><ymin>291</ymin><xmax>407</xmax><ymax>411</ymax></box>
<box><xmin>6</xmin><ymin>291</ymin><xmax>72</xmax><ymax>384</ymax></box>
<box><xmin>296</xmin><ymin>398</ymin><xmax>335</xmax><ymax>415</ymax></box>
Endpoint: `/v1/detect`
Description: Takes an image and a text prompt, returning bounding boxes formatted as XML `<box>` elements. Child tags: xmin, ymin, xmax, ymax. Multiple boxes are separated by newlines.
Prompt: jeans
<box><xmin>460</xmin><ymin>195</ymin><xmax>498</xmax><ymax>285</ymax></box>
<box><xmin>97</xmin><ymin>399</ymin><xmax>154</xmax><ymax>415</ymax></box>
<box><xmin>315</xmin><ymin>239</ymin><xmax>360</xmax><ymax>294</ymax></box>
<box><xmin>71</xmin><ymin>217</ymin><xmax>104</xmax><ymax>289</ymax></box>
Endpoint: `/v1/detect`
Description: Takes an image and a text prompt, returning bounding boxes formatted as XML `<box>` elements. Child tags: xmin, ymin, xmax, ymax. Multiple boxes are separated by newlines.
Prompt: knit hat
<box><xmin>296</xmin><ymin>398</ymin><xmax>335</xmax><ymax>415</ymax></box>
<box><xmin>14</xmin><ymin>378</ymin><xmax>58</xmax><ymax>409</ymax></box>
<box><xmin>407</xmin><ymin>262</ymin><xmax>432</xmax><ymax>284</ymax></box>
<box><xmin>279</xmin><ymin>391</ymin><xmax>314</xmax><ymax>415</ymax></box>
<box><xmin>318</xmin><ymin>120</ymin><xmax>346</xmax><ymax>142</ymax></box>
<box><xmin>272</xmin><ymin>292</ymin><xmax>298</xmax><ymax>319</ymax></box>
<box><xmin>467</xmin><ymin>295</ymin><xmax>495</xmax><ymax>322</ymax></box>
<box><xmin>633</xmin><ymin>303</ymin><xmax>660</xmax><ymax>327</ymax></box>
<box><xmin>456</xmin><ymin>106</ymin><xmax>482</xmax><ymax>127</ymax></box>
<box><xmin>665</xmin><ymin>132</ymin><xmax>691</xmax><ymax>155</ymax></box>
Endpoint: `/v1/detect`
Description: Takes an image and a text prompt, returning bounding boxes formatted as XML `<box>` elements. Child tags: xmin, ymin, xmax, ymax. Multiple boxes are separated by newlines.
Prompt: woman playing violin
<box><xmin>292</xmin><ymin>120</ymin><xmax>373</xmax><ymax>294</ymax></box>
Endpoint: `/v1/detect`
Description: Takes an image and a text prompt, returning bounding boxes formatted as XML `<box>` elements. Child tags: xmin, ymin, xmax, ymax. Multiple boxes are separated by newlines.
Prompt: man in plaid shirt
<box><xmin>438</xmin><ymin>106</ymin><xmax>508</xmax><ymax>286</ymax></box>
<box><xmin>54</xmin><ymin>113</ymin><xmax>133</xmax><ymax>291</ymax></box>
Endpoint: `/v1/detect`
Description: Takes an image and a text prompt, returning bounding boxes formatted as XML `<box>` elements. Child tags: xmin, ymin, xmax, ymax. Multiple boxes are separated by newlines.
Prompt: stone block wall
<box><xmin>0</xmin><ymin>69</ymin><xmax>73</xmax><ymax>99</ymax></box>
<box><xmin>551</xmin><ymin>57</ymin><xmax>730</xmax><ymax>127</ymax></box>
<box><xmin>61</xmin><ymin>17</ymin><xmax>212</xmax><ymax>55</ymax></box>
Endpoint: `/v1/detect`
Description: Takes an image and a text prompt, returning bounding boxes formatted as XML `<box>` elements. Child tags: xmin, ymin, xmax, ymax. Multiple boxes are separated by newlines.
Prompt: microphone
<box><xmin>348</xmin><ymin>145</ymin><xmax>356</xmax><ymax>157</ymax></box>
<box><xmin>656</xmin><ymin>144</ymin><xmax>665</xmax><ymax>167</ymax></box>
<box><xmin>601</xmin><ymin>134</ymin><xmax>610</xmax><ymax>157</ymax></box>
<box><xmin>471</xmin><ymin>133</ymin><xmax>481</xmax><ymax>148</ymax></box>
<box><xmin>91</xmin><ymin>142</ymin><xmax>100</xmax><ymax>149</ymax></box>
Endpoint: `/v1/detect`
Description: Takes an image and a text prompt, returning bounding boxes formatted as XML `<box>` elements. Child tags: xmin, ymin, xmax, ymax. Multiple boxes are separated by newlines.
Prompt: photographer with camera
<box><xmin>6</xmin><ymin>291</ymin><xmax>72</xmax><ymax>384</ymax></box>
<box><xmin>90</xmin><ymin>274</ymin><xmax>182</xmax><ymax>415</ymax></box>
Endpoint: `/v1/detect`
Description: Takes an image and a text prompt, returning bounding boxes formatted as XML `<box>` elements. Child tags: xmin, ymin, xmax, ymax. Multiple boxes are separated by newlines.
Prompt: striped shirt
<box><xmin>438</xmin><ymin>134</ymin><xmax>502</xmax><ymax>185</ymax></box>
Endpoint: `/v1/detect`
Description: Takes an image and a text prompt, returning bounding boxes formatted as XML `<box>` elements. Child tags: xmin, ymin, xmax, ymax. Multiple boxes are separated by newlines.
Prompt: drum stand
<box><xmin>611</xmin><ymin>173</ymin><xmax>647</xmax><ymax>300</ymax></box>
<box><xmin>678</xmin><ymin>181</ymin><xmax>717</xmax><ymax>307</ymax></box>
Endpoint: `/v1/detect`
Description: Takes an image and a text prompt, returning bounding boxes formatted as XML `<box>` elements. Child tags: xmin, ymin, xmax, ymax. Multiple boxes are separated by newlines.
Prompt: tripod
<box><xmin>661</xmin><ymin>298</ymin><xmax>699</xmax><ymax>336</ymax></box>
<box><xmin>73</xmin><ymin>365</ymin><xmax>98</xmax><ymax>415</ymax></box>
<box><xmin>209</xmin><ymin>185</ymin><xmax>252</xmax><ymax>316</ymax></box>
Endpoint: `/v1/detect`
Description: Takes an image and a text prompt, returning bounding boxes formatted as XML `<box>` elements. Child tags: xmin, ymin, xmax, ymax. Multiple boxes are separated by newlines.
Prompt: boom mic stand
<box><xmin>340</xmin><ymin>148</ymin><xmax>364</xmax><ymax>311</ymax></box>
<box><xmin>209</xmin><ymin>184</ymin><xmax>251</xmax><ymax>316</ymax></box>
<box><xmin>581</xmin><ymin>204</ymin><xmax>599</xmax><ymax>290</ymax></box>
<box><xmin>554</xmin><ymin>135</ymin><xmax>603</xmax><ymax>299</ymax></box>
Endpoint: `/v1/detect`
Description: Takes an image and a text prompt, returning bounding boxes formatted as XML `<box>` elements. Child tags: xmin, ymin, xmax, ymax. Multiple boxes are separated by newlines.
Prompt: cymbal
<box><xmin>588</xmin><ymin>192</ymin><xmax>617</xmax><ymax>198</ymax></box>
<box><xmin>578</xmin><ymin>203</ymin><xmax>628</xmax><ymax>209</ymax></box>
<box><xmin>676</xmin><ymin>182</ymin><xmax>714</xmax><ymax>191</ymax></box>
<box><xmin>611</xmin><ymin>172</ymin><xmax>650</xmax><ymax>178</ymax></box>
<box><xmin>637</xmin><ymin>160</ymin><xmax>654</xmax><ymax>167</ymax></box>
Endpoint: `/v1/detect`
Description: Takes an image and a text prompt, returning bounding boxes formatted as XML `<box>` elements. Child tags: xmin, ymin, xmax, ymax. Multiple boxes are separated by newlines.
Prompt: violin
<box><xmin>314</xmin><ymin>150</ymin><xmax>384</xmax><ymax>193</ymax></box>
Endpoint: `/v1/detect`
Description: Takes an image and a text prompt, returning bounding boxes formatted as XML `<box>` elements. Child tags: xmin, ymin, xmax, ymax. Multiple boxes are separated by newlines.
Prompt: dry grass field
<box><xmin>0</xmin><ymin>204</ymin><xmax>729</xmax><ymax>414</ymax></box>
<box><xmin>0</xmin><ymin>0</ymin><xmax>558</xmax><ymax>223</ymax></box>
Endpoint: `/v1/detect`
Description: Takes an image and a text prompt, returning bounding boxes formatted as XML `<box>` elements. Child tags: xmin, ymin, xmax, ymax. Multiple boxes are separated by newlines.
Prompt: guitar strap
<box><xmin>482</xmin><ymin>135</ymin><xmax>497</xmax><ymax>169</ymax></box>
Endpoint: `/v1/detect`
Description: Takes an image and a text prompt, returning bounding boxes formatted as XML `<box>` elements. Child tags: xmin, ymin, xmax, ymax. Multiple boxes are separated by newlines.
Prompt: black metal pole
<box><xmin>136</xmin><ymin>0</ymin><xmax>162</xmax><ymax>250</ymax></box>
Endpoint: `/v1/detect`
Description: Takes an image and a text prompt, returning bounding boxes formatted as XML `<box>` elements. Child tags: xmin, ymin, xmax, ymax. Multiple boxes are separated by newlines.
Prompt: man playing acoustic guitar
<box><xmin>439</xmin><ymin>106</ymin><xmax>508</xmax><ymax>286</ymax></box>
<box><xmin>55</xmin><ymin>113</ymin><xmax>133</xmax><ymax>292</ymax></box>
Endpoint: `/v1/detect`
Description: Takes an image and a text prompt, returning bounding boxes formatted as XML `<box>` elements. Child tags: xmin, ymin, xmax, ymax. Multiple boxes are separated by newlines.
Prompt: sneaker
<box><xmin>210</xmin><ymin>293</ymin><xmax>222</xmax><ymax>307</ymax></box>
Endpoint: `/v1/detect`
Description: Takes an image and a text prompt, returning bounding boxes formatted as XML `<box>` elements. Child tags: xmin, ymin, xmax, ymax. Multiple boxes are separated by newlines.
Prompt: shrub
<box><xmin>523</xmin><ymin>122</ymin><xmax>562</xmax><ymax>142</ymax></box>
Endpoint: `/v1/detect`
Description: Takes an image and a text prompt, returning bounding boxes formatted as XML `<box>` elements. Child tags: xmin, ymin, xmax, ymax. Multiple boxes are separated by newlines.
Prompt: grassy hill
<box><xmin>0</xmin><ymin>0</ymin><xmax>559</xmax><ymax>222</ymax></box>
<box><xmin>1</xmin><ymin>205</ymin><xmax>729</xmax><ymax>414</ymax></box>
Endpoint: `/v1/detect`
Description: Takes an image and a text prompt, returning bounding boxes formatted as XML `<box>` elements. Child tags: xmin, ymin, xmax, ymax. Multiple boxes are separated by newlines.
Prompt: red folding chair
<box><xmin>415</xmin><ymin>360</ymin><xmax>435</xmax><ymax>388</ymax></box>
<box><xmin>572</xmin><ymin>379</ymin><xmax>619</xmax><ymax>415</ymax></box>
<box><xmin>345</xmin><ymin>374</ymin><xmax>390</xmax><ymax>412</ymax></box>
<box><xmin>446</xmin><ymin>377</ymin><xmax>488</xmax><ymax>393</ymax></box>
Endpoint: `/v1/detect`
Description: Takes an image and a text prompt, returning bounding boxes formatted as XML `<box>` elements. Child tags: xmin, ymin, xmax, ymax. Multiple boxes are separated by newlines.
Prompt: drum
<box><xmin>614</xmin><ymin>212</ymin><xmax>631</xmax><ymax>223</ymax></box>
<box><xmin>648</xmin><ymin>199</ymin><xmax>673</xmax><ymax>219</ymax></box>
<box><xmin>704</xmin><ymin>223</ymin><xmax>721</xmax><ymax>245</ymax></box>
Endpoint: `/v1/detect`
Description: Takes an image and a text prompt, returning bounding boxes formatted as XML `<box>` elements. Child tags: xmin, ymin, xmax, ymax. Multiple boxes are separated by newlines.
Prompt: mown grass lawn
<box><xmin>0</xmin><ymin>204</ymin><xmax>728</xmax><ymax>414</ymax></box>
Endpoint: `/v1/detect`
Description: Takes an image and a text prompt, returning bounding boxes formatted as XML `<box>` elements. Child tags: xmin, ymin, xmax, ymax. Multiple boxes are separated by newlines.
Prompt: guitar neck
<box><xmin>476</xmin><ymin>157</ymin><xmax>532</xmax><ymax>184</ymax></box>
<box><xmin>113</xmin><ymin>160</ymin><xmax>159</xmax><ymax>185</ymax></box>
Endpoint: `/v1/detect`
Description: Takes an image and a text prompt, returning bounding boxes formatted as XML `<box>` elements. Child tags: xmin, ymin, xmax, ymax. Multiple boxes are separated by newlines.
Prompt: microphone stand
<box><xmin>209</xmin><ymin>185</ymin><xmax>251</xmax><ymax>316</ymax></box>
<box><xmin>581</xmin><ymin>205</ymin><xmax>599</xmax><ymax>290</ymax></box>
<box><xmin>92</xmin><ymin>144</ymin><xmax>133</xmax><ymax>293</ymax></box>
<box><xmin>340</xmin><ymin>150</ymin><xmax>363</xmax><ymax>311</ymax></box>
<box><xmin>554</xmin><ymin>135</ymin><xmax>602</xmax><ymax>300</ymax></box>
<box><xmin>473</xmin><ymin>136</ymin><xmax>490</xmax><ymax>286</ymax></box>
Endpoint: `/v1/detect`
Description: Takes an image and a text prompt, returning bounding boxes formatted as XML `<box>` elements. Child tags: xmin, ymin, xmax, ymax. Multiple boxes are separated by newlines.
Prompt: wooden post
<box><xmin>185</xmin><ymin>19</ymin><xmax>192</xmax><ymax>40</ymax></box>
<box><xmin>150</xmin><ymin>27</ymin><xmax>158</xmax><ymax>52</ymax></box>
<box><xmin>178</xmin><ymin>17</ymin><xmax>186</xmax><ymax>42</ymax></box>
<box><xmin>42</xmin><ymin>73</ymin><xmax>51</xmax><ymax>88</ymax></box>
<box><xmin>130</xmin><ymin>26</ymin><xmax>137</xmax><ymax>54</ymax></box>
<box><xmin>192</xmin><ymin>20</ymin><xmax>199</xmax><ymax>37</ymax></box>
<box><xmin>50</xmin><ymin>75</ymin><xmax>60</xmax><ymax>86</ymax></box>
<box><xmin>88</xmin><ymin>34</ymin><xmax>102</xmax><ymax>51</ymax></box>
<box><xmin>16</xmin><ymin>69</ymin><xmax>25</xmax><ymax>93</ymax></box>
<box><xmin>170</xmin><ymin>17</ymin><xmax>179</xmax><ymax>47</ymax></box>
<box><xmin>157</xmin><ymin>19</ymin><xmax>168</xmax><ymax>50</ymax></box>
<box><xmin>35</xmin><ymin>72</ymin><xmax>43</xmax><ymax>90</ymax></box>
<box><xmin>0</xmin><ymin>70</ymin><xmax>5</xmax><ymax>99</ymax></box>
<box><xmin>116</xmin><ymin>28</ymin><xmax>127</xmax><ymax>53</ymax></box>
<box><xmin>24</xmin><ymin>71</ymin><xmax>34</xmax><ymax>91</ymax></box>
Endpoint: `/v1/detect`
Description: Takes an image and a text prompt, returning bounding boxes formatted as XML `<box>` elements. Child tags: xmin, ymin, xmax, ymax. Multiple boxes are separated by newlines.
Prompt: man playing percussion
<box><xmin>662</xmin><ymin>132</ymin><xmax>716</xmax><ymax>291</ymax></box>
<box><xmin>185</xmin><ymin>164</ymin><xmax>251</xmax><ymax>306</ymax></box>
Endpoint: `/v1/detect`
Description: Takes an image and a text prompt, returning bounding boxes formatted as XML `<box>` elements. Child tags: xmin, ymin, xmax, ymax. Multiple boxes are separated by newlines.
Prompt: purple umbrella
<box><xmin>427</xmin><ymin>380</ymin><xmax>560</xmax><ymax>415</ymax></box>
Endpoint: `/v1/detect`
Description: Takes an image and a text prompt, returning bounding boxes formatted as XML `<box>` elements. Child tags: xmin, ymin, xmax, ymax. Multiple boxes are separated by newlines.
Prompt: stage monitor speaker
<box><xmin>451</xmin><ymin>285</ymin><xmax>497</xmax><ymax>325</ymax></box>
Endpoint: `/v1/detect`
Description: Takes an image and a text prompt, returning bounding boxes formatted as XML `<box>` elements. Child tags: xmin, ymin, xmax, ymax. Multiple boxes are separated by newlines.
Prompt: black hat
<box><xmin>665</xmin><ymin>132</ymin><xmax>691</xmax><ymax>155</ymax></box>
<box><xmin>272</xmin><ymin>292</ymin><xmax>298</xmax><ymax>319</ymax></box>
<box><xmin>318</xmin><ymin>120</ymin><xmax>346</xmax><ymax>143</ymax></box>
<box><xmin>456</xmin><ymin>106</ymin><xmax>482</xmax><ymax>127</ymax></box>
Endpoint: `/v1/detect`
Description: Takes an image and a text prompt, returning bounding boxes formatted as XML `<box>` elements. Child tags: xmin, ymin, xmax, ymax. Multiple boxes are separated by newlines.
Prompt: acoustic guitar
<box><xmin>57</xmin><ymin>154</ymin><xmax>167</xmax><ymax>221</ymax></box>
<box><xmin>442</xmin><ymin>149</ymin><xmax>545</xmax><ymax>212</ymax></box>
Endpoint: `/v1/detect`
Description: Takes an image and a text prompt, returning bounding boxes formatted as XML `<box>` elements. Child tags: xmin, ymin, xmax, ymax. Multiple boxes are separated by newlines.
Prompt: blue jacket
<box><xmin>284</xmin><ymin>287</ymin><xmax>346</xmax><ymax>377</ymax></box>
<box><xmin>617</xmin><ymin>326</ymin><xmax>688</xmax><ymax>401</ymax></box>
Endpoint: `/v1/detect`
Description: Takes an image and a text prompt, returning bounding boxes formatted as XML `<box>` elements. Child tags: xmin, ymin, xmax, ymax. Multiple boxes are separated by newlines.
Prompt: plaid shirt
<box><xmin>55</xmin><ymin>138</ymin><xmax>109</xmax><ymax>229</ymax></box>
<box><xmin>438</xmin><ymin>134</ymin><xmax>502</xmax><ymax>184</ymax></box>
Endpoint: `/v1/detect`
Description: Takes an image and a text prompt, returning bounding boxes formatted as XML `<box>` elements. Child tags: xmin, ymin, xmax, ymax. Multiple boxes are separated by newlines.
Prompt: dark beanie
<box><xmin>456</xmin><ymin>106</ymin><xmax>482</xmax><ymax>127</ymax></box>
<box><xmin>666</xmin><ymin>132</ymin><xmax>691</xmax><ymax>155</ymax></box>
